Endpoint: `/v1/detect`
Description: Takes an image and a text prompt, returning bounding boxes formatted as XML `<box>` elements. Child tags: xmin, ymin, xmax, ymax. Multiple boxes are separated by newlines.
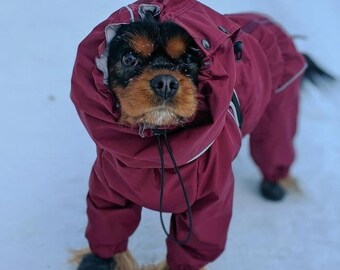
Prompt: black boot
<box><xmin>77</xmin><ymin>253</ymin><xmax>116</xmax><ymax>270</ymax></box>
<box><xmin>260</xmin><ymin>180</ymin><xmax>285</xmax><ymax>201</ymax></box>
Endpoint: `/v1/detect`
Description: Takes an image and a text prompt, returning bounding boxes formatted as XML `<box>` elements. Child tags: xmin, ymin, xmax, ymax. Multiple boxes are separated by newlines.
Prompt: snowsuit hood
<box><xmin>71</xmin><ymin>0</ymin><xmax>242</xmax><ymax>170</ymax></box>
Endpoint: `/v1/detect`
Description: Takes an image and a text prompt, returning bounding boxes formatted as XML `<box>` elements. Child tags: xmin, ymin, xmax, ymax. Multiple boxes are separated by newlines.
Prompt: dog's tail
<box><xmin>302</xmin><ymin>53</ymin><xmax>336</xmax><ymax>85</ymax></box>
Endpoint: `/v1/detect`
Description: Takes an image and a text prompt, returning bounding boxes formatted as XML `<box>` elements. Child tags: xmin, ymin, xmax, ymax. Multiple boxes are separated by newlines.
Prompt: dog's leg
<box><xmin>250</xmin><ymin>77</ymin><xmax>302</xmax><ymax>201</ymax></box>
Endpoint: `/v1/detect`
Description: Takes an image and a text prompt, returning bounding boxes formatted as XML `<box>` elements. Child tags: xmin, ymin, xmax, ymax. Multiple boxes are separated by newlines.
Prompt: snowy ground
<box><xmin>1</xmin><ymin>0</ymin><xmax>339</xmax><ymax>269</ymax></box>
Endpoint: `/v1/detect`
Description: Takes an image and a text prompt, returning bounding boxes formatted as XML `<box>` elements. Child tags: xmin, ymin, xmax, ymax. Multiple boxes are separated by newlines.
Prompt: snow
<box><xmin>0</xmin><ymin>0</ymin><xmax>339</xmax><ymax>269</ymax></box>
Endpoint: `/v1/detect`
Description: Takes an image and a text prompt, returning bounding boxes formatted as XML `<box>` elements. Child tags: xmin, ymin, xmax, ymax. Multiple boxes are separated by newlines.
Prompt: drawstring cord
<box><xmin>154</xmin><ymin>129</ymin><xmax>193</xmax><ymax>245</ymax></box>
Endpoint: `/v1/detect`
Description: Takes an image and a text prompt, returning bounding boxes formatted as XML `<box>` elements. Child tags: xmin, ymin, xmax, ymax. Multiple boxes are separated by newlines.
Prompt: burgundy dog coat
<box><xmin>71</xmin><ymin>1</ymin><xmax>306</xmax><ymax>269</ymax></box>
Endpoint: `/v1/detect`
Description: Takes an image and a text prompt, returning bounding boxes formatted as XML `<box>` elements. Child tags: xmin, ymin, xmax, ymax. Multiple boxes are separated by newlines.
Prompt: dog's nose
<box><xmin>150</xmin><ymin>75</ymin><xmax>179</xmax><ymax>100</ymax></box>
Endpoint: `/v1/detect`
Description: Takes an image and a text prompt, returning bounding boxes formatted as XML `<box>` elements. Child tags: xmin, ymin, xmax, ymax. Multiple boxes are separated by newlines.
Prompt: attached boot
<box><xmin>74</xmin><ymin>250</ymin><xmax>138</xmax><ymax>270</ymax></box>
<box><xmin>260</xmin><ymin>180</ymin><xmax>286</xmax><ymax>201</ymax></box>
<box><xmin>77</xmin><ymin>253</ymin><xmax>116</xmax><ymax>270</ymax></box>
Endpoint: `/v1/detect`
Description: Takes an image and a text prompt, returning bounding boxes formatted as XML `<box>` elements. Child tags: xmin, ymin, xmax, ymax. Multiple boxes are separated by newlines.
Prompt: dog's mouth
<box><xmin>117</xmin><ymin>94</ymin><xmax>197</xmax><ymax>127</ymax></box>
<box><xmin>131</xmin><ymin>106</ymin><xmax>184</xmax><ymax>126</ymax></box>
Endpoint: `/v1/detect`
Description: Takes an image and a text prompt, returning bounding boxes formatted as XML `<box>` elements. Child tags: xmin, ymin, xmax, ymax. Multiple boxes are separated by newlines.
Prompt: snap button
<box><xmin>218</xmin><ymin>25</ymin><xmax>230</xmax><ymax>34</ymax></box>
<box><xmin>204</xmin><ymin>60</ymin><xmax>211</xmax><ymax>67</ymax></box>
<box><xmin>201</xmin><ymin>39</ymin><xmax>211</xmax><ymax>50</ymax></box>
<box><xmin>233</xmin><ymin>41</ymin><xmax>243</xmax><ymax>61</ymax></box>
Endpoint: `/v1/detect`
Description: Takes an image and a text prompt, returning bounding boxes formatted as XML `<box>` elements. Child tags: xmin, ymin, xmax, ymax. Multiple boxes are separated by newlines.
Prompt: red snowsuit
<box><xmin>71</xmin><ymin>0</ymin><xmax>306</xmax><ymax>269</ymax></box>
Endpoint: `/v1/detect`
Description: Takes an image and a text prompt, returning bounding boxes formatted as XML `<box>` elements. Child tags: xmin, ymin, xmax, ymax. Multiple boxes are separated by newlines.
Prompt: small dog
<box><xmin>71</xmin><ymin>1</ymin><xmax>334</xmax><ymax>269</ymax></box>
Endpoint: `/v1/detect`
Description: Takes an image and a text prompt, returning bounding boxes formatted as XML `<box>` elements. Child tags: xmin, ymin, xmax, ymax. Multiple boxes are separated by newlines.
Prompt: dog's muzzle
<box><xmin>150</xmin><ymin>74</ymin><xmax>179</xmax><ymax>101</ymax></box>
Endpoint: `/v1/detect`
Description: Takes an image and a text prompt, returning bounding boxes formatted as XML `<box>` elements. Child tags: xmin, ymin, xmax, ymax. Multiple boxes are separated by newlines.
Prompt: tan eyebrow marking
<box><xmin>129</xmin><ymin>34</ymin><xmax>155</xmax><ymax>57</ymax></box>
<box><xmin>166</xmin><ymin>36</ymin><xmax>187</xmax><ymax>59</ymax></box>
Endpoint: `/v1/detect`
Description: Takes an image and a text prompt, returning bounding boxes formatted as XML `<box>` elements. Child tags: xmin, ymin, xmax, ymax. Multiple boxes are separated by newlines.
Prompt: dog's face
<box><xmin>107</xmin><ymin>15</ymin><xmax>202</xmax><ymax>127</ymax></box>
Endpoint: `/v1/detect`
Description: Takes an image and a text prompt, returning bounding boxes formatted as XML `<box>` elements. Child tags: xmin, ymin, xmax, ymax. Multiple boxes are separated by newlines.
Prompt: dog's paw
<box><xmin>279</xmin><ymin>176</ymin><xmax>302</xmax><ymax>194</ymax></box>
<box><xmin>140</xmin><ymin>261</ymin><xmax>168</xmax><ymax>270</ymax></box>
<box><xmin>114</xmin><ymin>250</ymin><xmax>139</xmax><ymax>270</ymax></box>
<box><xmin>69</xmin><ymin>248</ymin><xmax>91</xmax><ymax>264</ymax></box>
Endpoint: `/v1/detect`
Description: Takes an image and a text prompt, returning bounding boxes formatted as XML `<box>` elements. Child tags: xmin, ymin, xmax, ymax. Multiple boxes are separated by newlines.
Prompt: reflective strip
<box><xmin>186</xmin><ymin>140</ymin><xmax>215</xmax><ymax>164</ymax></box>
<box><xmin>125</xmin><ymin>5</ymin><xmax>135</xmax><ymax>22</ymax></box>
<box><xmin>275</xmin><ymin>63</ymin><xmax>308</xmax><ymax>93</ymax></box>
<box><xmin>229</xmin><ymin>102</ymin><xmax>240</xmax><ymax>128</ymax></box>
<box><xmin>229</xmin><ymin>89</ymin><xmax>242</xmax><ymax>128</ymax></box>
<box><xmin>186</xmin><ymin>90</ymin><xmax>241</xmax><ymax>164</ymax></box>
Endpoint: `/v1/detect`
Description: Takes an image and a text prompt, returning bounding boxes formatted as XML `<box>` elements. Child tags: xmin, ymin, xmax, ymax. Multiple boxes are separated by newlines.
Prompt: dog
<box><xmin>106</xmin><ymin>16</ymin><xmax>202</xmax><ymax>127</ymax></box>
<box><xmin>71</xmin><ymin>1</ymin><xmax>334</xmax><ymax>269</ymax></box>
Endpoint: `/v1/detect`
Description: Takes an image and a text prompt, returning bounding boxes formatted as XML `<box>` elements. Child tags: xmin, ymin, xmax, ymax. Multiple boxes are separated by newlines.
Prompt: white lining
<box><xmin>95</xmin><ymin>24</ymin><xmax>122</xmax><ymax>85</ymax></box>
<box><xmin>275</xmin><ymin>63</ymin><xmax>308</xmax><ymax>93</ymax></box>
<box><xmin>138</xmin><ymin>4</ymin><xmax>161</xmax><ymax>19</ymax></box>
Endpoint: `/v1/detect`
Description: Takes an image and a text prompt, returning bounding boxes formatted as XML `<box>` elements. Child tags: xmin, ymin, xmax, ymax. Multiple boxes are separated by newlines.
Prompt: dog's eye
<box><xmin>121</xmin><ymin>52</ymin><xmax>139</xmax><ymax>67</ymax></box>
<box><xmin>182</xmin><ymin>53</ymin><xmax>193</xmax><ymax>64</ymax></box>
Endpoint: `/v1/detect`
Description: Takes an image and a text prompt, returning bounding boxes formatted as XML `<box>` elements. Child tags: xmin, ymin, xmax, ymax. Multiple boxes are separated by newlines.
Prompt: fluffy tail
<box><xmin>302</xmin><ymin>54</ymin><xmax>336</xmax><ymax>85</ymax></box>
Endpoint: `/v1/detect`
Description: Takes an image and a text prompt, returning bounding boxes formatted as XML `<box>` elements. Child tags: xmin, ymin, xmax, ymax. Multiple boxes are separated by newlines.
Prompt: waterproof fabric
<box><xmin>71</xmin><ymin>0</ymin><xmax>306</xmax><ymax>269</ymax></box>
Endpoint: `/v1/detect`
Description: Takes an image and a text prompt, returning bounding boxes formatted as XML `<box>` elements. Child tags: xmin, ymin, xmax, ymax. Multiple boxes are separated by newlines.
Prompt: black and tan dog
<box><xmin>71</xmin><ymin>2</ymin><xmax>334</xmax><ymax>270</ymax></box>
<box><xmin>107</xmin><ymin>15</ymin><xmax>202</xmax><ymax>127</ymax></box>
